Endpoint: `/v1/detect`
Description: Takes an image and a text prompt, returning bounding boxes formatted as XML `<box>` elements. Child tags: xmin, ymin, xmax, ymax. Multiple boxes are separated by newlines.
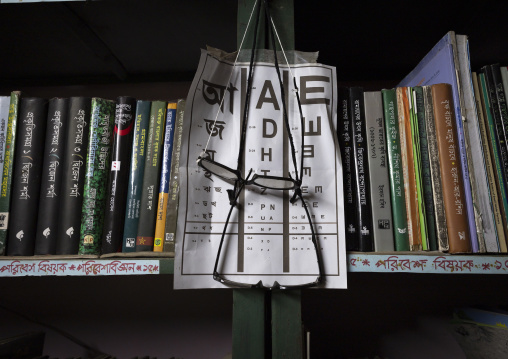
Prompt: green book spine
<box><xmin>135</xmin><ymin>100</ymin><xmax>167</xmax><ymax>252</ymax></box>
<box><xmin>79</xmin><ymin>98</ymin><xmax>115</xmax><ymax>255</ymax></box>
<box><xmin>382</xmin><ymin>89</ymin><xmax>409</xmax><ymax>251</ymax></box>
<box><xmin>163</xmin><ymin>99</ymin><xmax>185</xmax><ymax>253</ymax></box>
<box><xmin>0</xmin><ymin>91</ymin><xmax>20</xmax><ymax>255</ymax></box>
<box><xmin>408</xmin><ymin>87</ymin><xmax>428</xmax><ymax>250</ymax></box>
<box><xmin>413</xmin><ymin>86</ymin><xmax>438</xmax><ymax>251</ymax></box>
<box><xmin>122</xmin><ymin>100</ymin><xmax>151</xmax><ymax>252</ymax></box>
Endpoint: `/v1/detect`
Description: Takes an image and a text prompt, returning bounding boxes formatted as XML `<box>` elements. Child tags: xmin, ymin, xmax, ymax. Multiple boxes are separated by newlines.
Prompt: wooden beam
<box><xmin>232</xmin><ymin>289</ymin><xmax>269</xmax><ymax>359</ymax></box>
<box><xmin>271</xmin><ymin>290</ymin><xmax>304</xmax><ymax>359</ymax></box>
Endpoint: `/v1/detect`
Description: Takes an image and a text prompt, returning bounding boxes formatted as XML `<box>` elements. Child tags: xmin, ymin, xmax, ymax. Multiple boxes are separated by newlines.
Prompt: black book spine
<box><xmin>349</xmin><ymin>87</ymin><xmax>374</xmax><ymax>252</ymax></box>
<box><xmin>6</xmin><ymin>97</ymin><xmax>48</xmax><ymax>256</ymax></box>
<box><xmin>337</xmin><ymin>87</ymin><xmax>359</xmax><ymax>251</ymax></box>
<box><xmin>55</xmin><ymin>97</ymin><xmax>91</xmax><ymax>255</ymax></box>
<box><xmin>101</xmin><ymin>96</ymin><xmax>136</xmax><ymax>254</ymax></box>
<box><xmin>34</xmin><ymin>98</ymin><xmax>69</xmax><ymax>255</ymax></box>
<box><xmin>484</xmin><ymin>65</ymin><xmax>508</xmax><ymax>193</ymax></box>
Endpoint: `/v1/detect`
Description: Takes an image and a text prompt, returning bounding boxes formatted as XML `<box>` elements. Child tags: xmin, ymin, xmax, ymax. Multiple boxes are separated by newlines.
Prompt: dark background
<box><xmin>1</xmin><ymin>0</ymin><xmax>507</xmax><ymax>89</ymax></box>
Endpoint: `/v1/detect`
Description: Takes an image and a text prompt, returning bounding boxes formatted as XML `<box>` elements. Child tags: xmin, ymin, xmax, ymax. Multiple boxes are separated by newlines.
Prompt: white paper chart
<box><xmin>174</xmin><ymin>49</ymin><xmax>346</xmax><ymax>289</ymax></box>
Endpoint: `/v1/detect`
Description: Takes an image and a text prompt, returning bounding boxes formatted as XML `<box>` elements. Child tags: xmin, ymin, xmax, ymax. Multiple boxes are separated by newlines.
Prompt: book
<box><xmin>0</xmin><ymin>91</ymin><xmax>20</xmax><ymax>255</ymax></box>
<box><xmin>0</xmin><ymin>96</ymin><xmax>10</xmax><ymax>185</ymax></box>
<box><xmin>502</xmin><ymin>66</ymin><xmax>508</xmax><ymax>97</ymax></box>
<box><xmin>422</xmin><ymin>85</ymin><xmax>449</xmax><ymax>252</ymax></box>
<box><xmin>122</xmin><ymin>100</ymin><xmax>151</xmax><ymax>252</ymax></box>
<box><xmin>163</xmin><ymin>99</ymin><xmax>186</xmax><ymax>253</ymax></box>
<box><xmin>153</xmin><ymin>101</ymin><xmax>177</xmax><ymax>252</ymax></box>
<box><xmin>55</xmin><ymin>97</ymin><xmax>92</xmax><ymax>255</ymax></box>
<box><xmin>363</xmin><ymin>91</ymin><xmax>394</xmax><ymax>252</ymax></box>
<box><xmin>396</xmin><ymin>87</ymin><xmax>422</xmax><ymax>251</ymax></box>
<box><xmin>349</xmin><ymin>87</ymin><xmax>373</xmax><ymax>252</ymax></box>
<box><xmin>101</xmin><ymin>96</ymin><xmax>137</xmax><ymax>255</ymax></box>
<box><xmin>456</xmin><ymin>34</ymin><xmax>498</xmax><ymax>253</ymax></box>
<box><xmin>478</xmin><ymin>72</ymin><xmax>508</xmax><ymax>253</ymax></box>
<box><xmin>430</xmin><ymin>83</ymin><xmax>471</xmax><ymax>253</ymax></box>
<box><xmin>483</xmin><ymin>65</ymin><xmax>508</xmax><ymax>252</ymax></box>
<box><xmin>135</xmin><ymin>100</ymin><xmax>167</xmax><ymax>252</ymax></box>
<box><xmin>472</xmin><ymin>72</ymin><xmax>506</xmax><ymax>252</ymax></box>
<box><xmin>337</xmin><ymin>87</ymin><xmax>359</xmax><ymax>251</ymax></box>
<box><xmin>413</xmin><ymin>86</ymin><xmax>438</xmax><ymax>251</ymax></box>
<box><xmin>398</xmin><ymin>31</ymin><xmax>479</xmax><ymax>252</ymax></box>
<box><xmin>408</xmin><ymin>87</ymin><xmax>428</xmax><ymax>250</ymax></box>
<box><xmin>381</xmin><ymin>88</ymin><xmax>409</xmax><ymax>251</ymax></box>
<box><xmin>34</xmin><ymin>97</ymin><xmax>69</xmax><ymax>255</ymax></box>
<box><xmin>6</xmin><ymin>97</ymin><xmax>48</xmax><ymax>256</ymax></box>
<box><xmin>78</xmin><ymin>98</ymin><xmax>115</xmax><ymax>255</ymax></box>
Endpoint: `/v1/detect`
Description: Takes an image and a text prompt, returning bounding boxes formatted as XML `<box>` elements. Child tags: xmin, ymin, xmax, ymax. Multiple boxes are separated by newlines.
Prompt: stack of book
<box><xmin>0</xmin><ymin>94</ymin><xmax>185</xmax><ymax>257</ymax></box>
<box><xmin>2</xmin><ymin>31</ymin><xmax>507</xmax><ymax>258</ymax></box>
<box><xmin>340</xmin><ymin>31</ymin><xmax>508</xmax><ymax>254</ymax></box>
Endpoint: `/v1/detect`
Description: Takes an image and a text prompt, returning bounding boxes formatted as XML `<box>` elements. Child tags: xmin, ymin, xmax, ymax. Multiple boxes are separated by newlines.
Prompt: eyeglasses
<box><xmin>199</xmin><ymin>0</ymin><xmax>324</xmax><ymax>290</ymax></box>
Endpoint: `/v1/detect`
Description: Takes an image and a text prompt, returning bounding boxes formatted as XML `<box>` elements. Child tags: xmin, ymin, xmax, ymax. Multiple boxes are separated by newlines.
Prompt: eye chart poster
<box><xmin>174</xmin><ymin>49</ymin><xmax>346</xmax><ymax>289</ymax></box>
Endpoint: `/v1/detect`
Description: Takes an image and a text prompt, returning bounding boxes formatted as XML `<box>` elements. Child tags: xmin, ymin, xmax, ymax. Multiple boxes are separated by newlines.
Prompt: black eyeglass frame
<box><xmin>199</xmin><ymin>0</ymin><xmax>325</xmax><ymax>290</ymax></box>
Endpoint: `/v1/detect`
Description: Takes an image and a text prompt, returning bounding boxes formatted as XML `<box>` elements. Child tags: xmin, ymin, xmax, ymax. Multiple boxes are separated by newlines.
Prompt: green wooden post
<box><xmin>232</xmin><ymin>289</ymin><xmax>268</xmax><ymax>359</ymax></box>
<box><xmin>233</xmin><ymin>2</ymin><xmax>300</xmax><ymax>359</ymax></box>
<box><xmin>237</xmin><ymin>0</ymin><xmax>294</xmax><ymax>51</ymax></box>
<box><xmin>271</xmin><ymin>290</ymin><xmax>303</xmax><ymax>359</ymax></box>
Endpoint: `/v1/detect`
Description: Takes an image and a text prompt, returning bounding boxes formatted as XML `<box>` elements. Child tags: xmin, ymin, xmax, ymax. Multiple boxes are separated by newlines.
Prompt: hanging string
<box><xmin>265</xmin><ymin>6</ymin><xmax>307</xmax><ymax>183</ymax></box>
<box><xmin>201</xmin><ymin>0</ymin><xmax>259</xmax><ymax>156</ymax></box>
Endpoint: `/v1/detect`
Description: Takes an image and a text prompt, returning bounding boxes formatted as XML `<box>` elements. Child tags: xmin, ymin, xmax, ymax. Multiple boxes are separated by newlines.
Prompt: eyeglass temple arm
<box><xmin>263</xmin><ymin>0</ymin><xmax>303</xmax><ymax>182</ymax></box>
<box><xmin>237</xmin><ymin>0</ymin><xmax>263</xmax><ymax>174</ymax></box>
<box><xmin>213</xmin><ymin>169</ymin><xmax>254</xmax><ymax>280</ymax></box>
<box><xmin>295</xmin><ymin>190</ymin><xmax>325</xmax><ymax>284</ymax></box>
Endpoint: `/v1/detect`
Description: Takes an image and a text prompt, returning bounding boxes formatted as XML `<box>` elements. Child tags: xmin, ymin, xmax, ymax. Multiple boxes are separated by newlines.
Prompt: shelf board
<box><xmin>348</xmin><ymin>252</ymin><xmax>508</xmax><ymax>274</ymax></box>
<box><xmin>2</xmin><ymin>252</ymin><xmax>508</xmax><ymax>277</ymax></box>
<box><xmin>0</xmin><ymin>255</ymin><xmax>174</xmax><ymax>277</ymax></box>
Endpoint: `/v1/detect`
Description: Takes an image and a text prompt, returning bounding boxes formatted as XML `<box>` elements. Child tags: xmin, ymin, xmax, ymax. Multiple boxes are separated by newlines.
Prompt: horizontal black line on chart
<box><xmin>180</xmin><ymin>273</ymin><xmax>338</xmax><ymax>277</ymax></box>
<box><xmin>184</xmin><ymin>232</ymin><xmax>338</xmax><ymax>236</ymax></box>
<box><xmin>185</xmin><ymin>221</ymin><xmax>339</xmax><ymax>225</ymax></box>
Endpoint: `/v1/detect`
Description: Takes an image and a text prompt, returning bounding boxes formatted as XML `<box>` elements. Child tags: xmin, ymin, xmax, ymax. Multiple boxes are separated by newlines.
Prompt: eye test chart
<box><xmin>174</xmin><ymin>48</ymin><xmax>347</xmax><ymax>289</ymax></box>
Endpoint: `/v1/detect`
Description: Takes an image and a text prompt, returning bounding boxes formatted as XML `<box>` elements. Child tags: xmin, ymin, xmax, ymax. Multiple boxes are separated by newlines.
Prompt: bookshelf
<box><xmin>1</xmin><ymin>1</ymin><xmax>508</xmax><ymax>358</ymax></box>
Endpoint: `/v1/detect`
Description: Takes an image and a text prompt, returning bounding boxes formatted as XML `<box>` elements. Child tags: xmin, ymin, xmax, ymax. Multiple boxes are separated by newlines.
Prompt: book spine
<box><xmin>337</xmin><ymin>87</ymin><xmax>359</xmax><ymax>251</ymax></box>
<box><xmin>0</xmin><ymin>97</ymin><xmax>10</xmax><ymax>186</ymax></box>
<box><xmin>349</xmin><ymin>87</ymin><xmax>373</xmax><ymax>252</ymax></box>
<box><xmin>153</xmin><ymin>102</ymin><xmax>177</xmax><ymax>252</ymax></box>
<box><xmin>396</xmin><ymin>87</ymin><xmax>422</xmax><ymax>251</ymax></box>
<box><xmin>34</xmin><ymin>98</ymin><xmax>69</xmax><ymax>255</ymax></box>
<box><xmin>483</xmin><ymin>66</ymin><xmax>508</xmax><ymax>252</ymax></box>
<box><xmin>55</xmin><ymin>97</ymin><xmax>92</xmax><ymax>255</ymax></box>
<box><xmin>0</xmin><ymin>91</ymin><xmax>20</xmax><ymax>255</ymax></box>
<box><xmin>382</xmin><ymin>89</ymin><xmax>409</xmax><ymax>251</ymax></box>
<box><xmin>456</xmin><ymin>36</ymin><xmax>488</xmax><ymax>253</ymax></box>
<box><xmin>122</xmin><ymin>100</ymin><xmax>151</xmax><ymax>252</ymax></box>
<box><xmin>491</xmin><ymin>64</ymin><xmax>508</xmax><ymax>248</ymax></box>
<box><xmin>408</xmin><ymin>87</ymin><xmax>428</xmax><ymax>250</ymax></box>
<box><xmin>502</xmin><ymin>66</ymin><xmax>508</xmax><ymax>93</ymax></box>
<box><xmin>78</xmin><ymin>98</ymin><xmax>115</xmax><ymax>255</ymax></box>
<box><xmin>7</xmin><ymin>97</ymin><xmax>49</xmax><ymax>256</ymax></box>
<box><xmin>101</xmin><ymin>96</ymin><xmax>137</xmax><ymax>255</ymax></box>
<box><xmin>413</xmin><ymin>86</ymin><xmax>438</xmax><ymax>251</ymax></box>
<box><xmin>136</xmin><ymin>100</ymin><xmax>167</xmax><ymax>252</ymax></box>
<box><xmin>473</xmin><ymin>72</ymin><xmax>505</xmax><ymax>252</ymax></box>
<box><xmin>479</xmin><ymin>72</ymin><xmax>508</xmax><ymax>253</ymax></box>
<box><xmin>422</xmin><ymin>86</ymin><xmax>449</xmax><ymax>252</ymax></box>
<box><xmin>364</xmin><ymin>91</ymin><xmax>394</xmax><ymax>252</ymax></box>
<box><xmin>431</xmin><ymin>83</ymin><xmax>471</xmax><ymax>253</ymax></box>
<box><xmin>163</xmin><ymin>99</ymin><xmax>185</xmax><ymax>253</ymax></box>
